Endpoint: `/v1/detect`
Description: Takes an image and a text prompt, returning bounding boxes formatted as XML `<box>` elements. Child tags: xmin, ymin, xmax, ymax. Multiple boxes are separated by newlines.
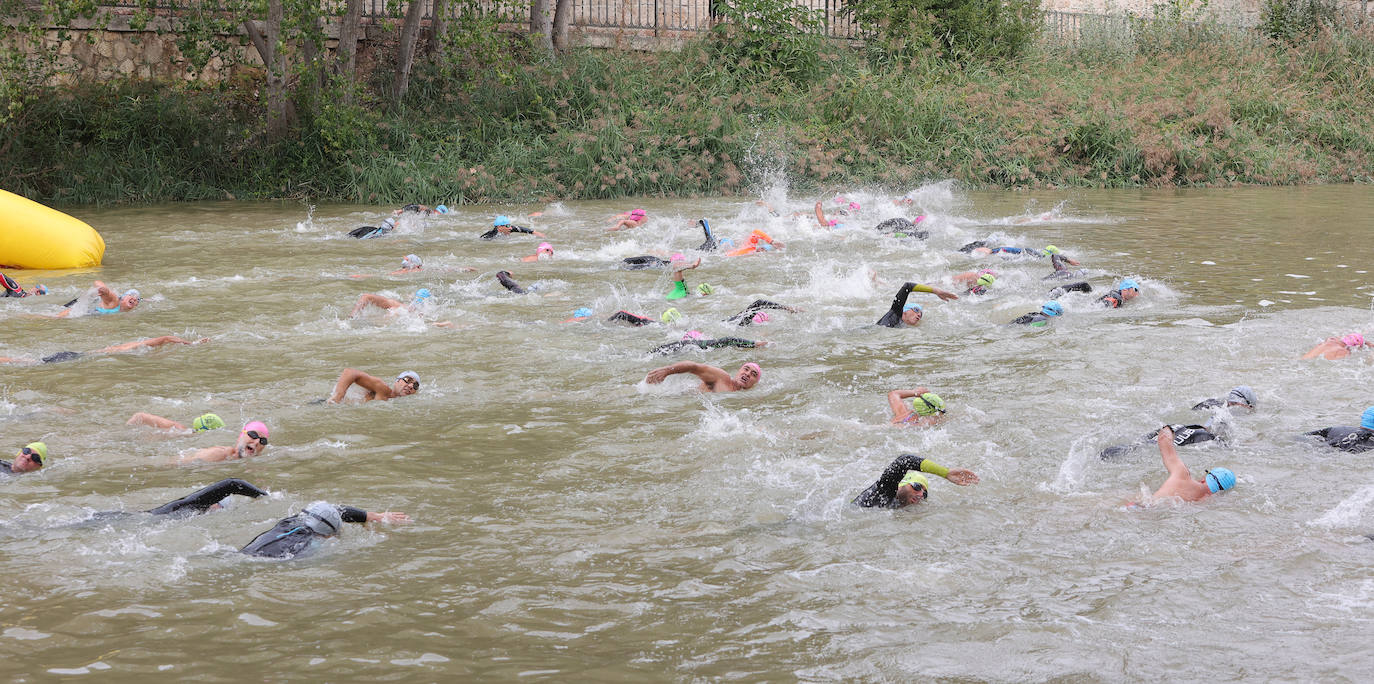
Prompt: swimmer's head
<box><xmin>718</xmin><ymin>238</ymin><xmax>736</xmax><ymax>248</ymax></box>
<box><xmin>751</xmin><ymin>312</ymin><xmax>771</xmax><ymax>324</ymax></box>
<box><xmin>913</xmin><ymin>215</ymin><xmax>925</xmax><ymax>224</ymax></box>
<box><xmin>976</xmin><ymin>273</ymin><xmax>996</xmax><ymax>287</ymax></box>
<box><xmin>696</xmin><ymin>283</ymin><xmax>714</xmax><ymax>296</ymax></box>
<box><xmin>13</xmin><ymin>442</ymin><xmax>47</xmax><ymax>472</ymax></box>
<box><xmin>395</xmin><ymin>371</ymin><xmax>420</xmax><ymax>396</ymax></box>
<box><xmin>1044</xmin><ymin>245</ymin><xmax>1062</xmax><ymax>255</ymax></box>
<box><xmin>848</xmin><ymin>201</ymin><xmax>861</xmax><ymax>211</ymax></box>
<box><xmin>670</xmin><ymin>253</ymin><xmax>685</xmax><ymax>262</ymax></box>
<box><xmin>978</xmin><ymin>269</ymin><xmax>997</xmax><ymax>277</ymax></box>
<box><xmin>382</xmin><ymin>217</ymin><xmax>397</xmax><ymax>229</ymax></box>
<box><xmin>302</xmin><ymin>501</ymin><xmax>343</xmax><ymax>536</ymax></box>
<box><xmin>1362</xmin><ymin>406</ymin><xmax>1374</xmax><ymax>430</ymax></box>
<box><xmin>413</xmin><ymin>288</ymin><xmax>432</xmax><ymax>303</ymax></box>
<box><xmin>1204</xmin><ymin>467</ymin><xmax>1236</xmax><ymax>494</ymax></box>
<box><xmin>912</xmin><ymin>392</ymin><xmax>945</xmax><ymax>416</ymax></box>
<box><xmin>682</xmin><ymin>330</ymin><xmax>705</xmax><ymax>341</ymax></box>
<box><xmin>192</xmin><ymin>413</ymin><xmax>226</xmax><ymax>433</ymax></box>
<box><xmin>401</xmin><ymin>254</ymin><xmax>422</xmax><ymax>270</ymax></box>
<box><xmin>238</xmin><ymin>421</ymin><xmax>269</xmax><ymax>457</ymax></box>
<box><xmin>537</xmin><ymin>242</ymin><xmax>554</xmax><ymax>255</ymax></box>
<box><xmin>1226</xmin><ymin>386</ymin><xmax>1257</xmax><ymax>410</ymax></box>
<box><xmin>630</xmin><ymin>209</ymin><xmax>646</xmax><ymax>219</ymax></box>
<box><xmin>33</xmin><ymin>285</ymin><xmax>47</xmax><ymax>295</ymax></box>
<box><xmin>901</xmin><ymin>302</ymin><xmax>923</xmax><ymax>326</ymax></box>
<box><xmin>494</xmin><ymin>215</ymin><xmax>511</xmax><ymax>227</ymax></box>
<box><xmin>120</xmin><ymin>288</ymin><xmax>141</xmax><ymax>310</ymax></box>
<box><xmin>1041</xmin><ymin>301</ymin><xmax>1064</xmax><ymax>317</ymax></box>
<box><xmin>897</xmin><ymin>471</ymin><xmax>930</xmax><ymax>505</ymax></box>
<box><xmin>434</xmin><ymin>204</ymin><xmax>449</xmax><ymax>214</ymax></box>
<box><xmin>1118</xmin><ymin>278</ymin><xmax>1140</xmax><ymax>293</ymax></box>
<box><xmin>1341</xmin><ymin>333</ymin><xmax>1365</xmax><ymax>348</ymax></box>
<box><xmin>660</xmin><ymin>308</ymin><xmax>682</xmax><ymax>323</ymax></box>
<box><xmin>571</xmin><ymin>307</ymin><xmax>593</xmax><ymax>320</ymax></box>
<box><xmin>737</xmin><ymin>362</ymin><xmax>761</xmax><ymax>389</ymax></box>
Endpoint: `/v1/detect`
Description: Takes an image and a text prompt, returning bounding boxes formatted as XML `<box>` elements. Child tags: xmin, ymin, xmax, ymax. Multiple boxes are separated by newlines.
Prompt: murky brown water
<box><xmin>2</xmin><ymin>184</ymin><xmax>1371</xmax><ymax>680</ymax></box>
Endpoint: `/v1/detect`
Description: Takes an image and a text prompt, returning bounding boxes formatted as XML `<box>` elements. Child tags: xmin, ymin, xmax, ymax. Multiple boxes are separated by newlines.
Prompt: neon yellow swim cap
<box><xmin>912</xmin><ymin>392</ymin><xmax>945</xmax><ymax>416</ymax></box>
<box><xmin>899</xmin><ymin>472</ymin><xmax>930</xmax><ymax>489</ymax></box>
<box><xmin>660</xmin><ymin>307</ymin><xmax>682</xmax><ymax>323</ymax></box>
<box><xmin>976</xmin><ymin>273</ymin><xmax>996</xmax><ymax>287</ymax></box>
<box><xmin>192</xmin><ymin>413</ymin><xmax>226</xmax><ymax>433</ymax></box>
<box><xmin>24</xmin><ymin>442</ymin><xmax>48</xmax><ymax>462</ymax></box>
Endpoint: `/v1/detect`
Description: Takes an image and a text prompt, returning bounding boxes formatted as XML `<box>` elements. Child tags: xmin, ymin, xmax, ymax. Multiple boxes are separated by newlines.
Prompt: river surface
<box><xmin>2</xmin><ymin>184</ymin><xmax>1372</xmax><ymax>681</ymax></box>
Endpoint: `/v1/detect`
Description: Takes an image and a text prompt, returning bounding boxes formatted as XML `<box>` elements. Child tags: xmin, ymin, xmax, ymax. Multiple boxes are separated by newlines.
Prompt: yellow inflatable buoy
<box><xmin>0</xmin><ymin>189</ymin><xmax>105</xmax><ymax>269</ymax></box>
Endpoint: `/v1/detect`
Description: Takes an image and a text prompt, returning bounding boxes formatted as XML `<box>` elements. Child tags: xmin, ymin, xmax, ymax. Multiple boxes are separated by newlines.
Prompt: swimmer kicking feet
<box><xmin>852</xmin><ymin>453</ymin><xmax>979</xmax><ymax>508</ymax></box>
<box><xmin>239</xmin><ymin>501</ymin><xmax>410</xmax><ymax>559</ymax></box>
<box><xmin>180</xmin><ymin>421</ymin><xmax>271</xmax><ymax>464</ymax></box>
<box><xmin>645</xmin><ymin>361</ymin><xmax>761</xmax><ymax>393</ymax></box>
<box><xmin>328</xmin><ymin>369</ymin><xmax>420</xmax><ymax>403</ymax></box>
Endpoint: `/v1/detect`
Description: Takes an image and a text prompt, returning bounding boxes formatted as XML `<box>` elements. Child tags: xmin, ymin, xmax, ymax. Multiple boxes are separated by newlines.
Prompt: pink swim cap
<box><xmin>978</xmin><ymin>269</ymin><xmax>998</xmax><ymax>277</ymax></box>
<box><xmin>670</xmin><ymin>253</ymin><xmax>685</xmax><ymax>262</ymax></box>
<box><xmin>742</xmin><ymin>362</ymin><xmax>762</xmax><ymax>377</ymax></box>
<box><xmin>682</xmin><ymin>330</ymin><xmax>705</xmax><ymax>340</ymax></box>
<box><xmin>1341</xmin><ymin>333</ymin><xmax>1365</xmax><ymax>347</ymax></box>
<box><xmin>752</xmin><ymin>312</ymin><xmax>771</xmax><ymax>324</ymax></box>
<box><xmin>631</xmin><ymin>209</ymin><xmax>646</xmax><ymax>217</ymax></box>
<box><xmin>848</xmin><ymin>202</ymin><xmax>861</xmax><ymax>211</ymax></box>
<box><xmin>242</xmin><ymin>421</ymin><xmax>269</xmax><ymax>438</ymax></box>
<box><xmin>913</xmin><ymin>215</ymin><xmax>926</xmax><ymax>224</ymax></box>
<box><xmin>538</xmin><ymin>242</ymin><xmax>553</xmax><ymax>252</ymax></box>
<box><xmin>827</xmin><ymin>219</ymin><xmax>838</xmax><ymax>227</ymax></box>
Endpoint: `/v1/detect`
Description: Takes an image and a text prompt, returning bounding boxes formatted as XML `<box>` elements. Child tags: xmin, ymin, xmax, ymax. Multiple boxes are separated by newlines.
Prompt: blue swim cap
<box><xmin>1205</xmin><ymin>467</ymin><xmax>1236</xmax><ymax>493</ymax></box>
<box><xmin>1041</xmin><ymin>301</ymin><xmax>1064</xmax><ymax>317</ymax></box>
<box><xmin>414</xmin><ymin>288</ymin><xmax>431</xmax><ymax>301</ymax></box>
<box><xmin>435</xmin><ymin>205</ymin><xmax>449</xmax><ymax>214</ymax></box>
<box><xmin>573</xmin><ymin>307</ymin><xmax>593</xmax><ymax>318</ymax></box>
<box><xmin>719</xmin><ymin>237</ymin><xmax>736</xmax><ymax>248</ymax></box>
<box><xmin>494</xmin><ymin>215</ymin><xmax>511</xmax><ymax>227</ymax></box>
<box><xmin>1118</xmin><ymin>278</ymin><xmax>1140</xmax><ymax>291</ymax></box>
<box><xmin>1361</xmin><ymin>406</ymin><xmax>1374</xmax><ymax>430</ymax></box>
<box><xmin>903</xmin><ymin>302</ymin><xmax>923</xmax><ymax>312</ymax></box>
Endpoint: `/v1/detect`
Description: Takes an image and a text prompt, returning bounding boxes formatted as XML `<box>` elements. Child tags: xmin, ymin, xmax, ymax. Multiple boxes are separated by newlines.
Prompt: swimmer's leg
<box><xmin>697</xmin><ymin>219</ymin><xmax>717</xmax><ymax>251</ymax></box>
<box><xmin>145</xmin><ymin>478</ymin><xmax>269</xmax><ymax>517</ymax></box>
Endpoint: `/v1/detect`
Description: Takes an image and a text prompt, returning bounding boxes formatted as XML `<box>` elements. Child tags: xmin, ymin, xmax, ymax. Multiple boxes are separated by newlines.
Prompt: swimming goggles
<box><xmin>20</xmin><ymin>447</ymin><xmax>42</xmax><ymax>466</ymax></box>
<box><xmin>244</xmin><ymin>431</ymin><xmax>268</xmax><ymax>446</ymax></box>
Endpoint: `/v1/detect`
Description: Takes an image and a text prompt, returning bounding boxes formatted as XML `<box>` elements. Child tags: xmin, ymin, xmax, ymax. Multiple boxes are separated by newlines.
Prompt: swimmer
<box><xmin>481</xmin><ymin>215</ymin><xmax>546</xmax><ymax>239</ymax></box>
<box><xmin>127</xmin><ymin>412</ymin><xmax>226</xmax><ymax>434</ymax></box>
<box><xmin>666</xmin><ymin>257</ymin><xmax>703</xmax><ymax>301</ymax></box>
<box><xmin>397</xmin><ymin>254</ymin><xmax>423</xmax><ymax>272</ymax></box>
<box><xmin>622</xmin><ymin>254</ymin><xmax>685</xmax><ymax>270</ymax></box>
<box><xmin>887</xmin><ymin>388</ymin><xmax>947</xmax><ymax>427</ymax></box>
<box><xmin>348</xmin><ymin>217</ymin><xmax>397</xmax><ymax>239</ymax></box>
<box><xmin>1304</xmin><ymin>406</ymin><xmax>1374</xmax><ymax>453</ymax></box>
<box><xmin>644</xmin><ymin>361</ymin><xmax>761</xmax><ymax>393</ymax></box>
<box><xmin>873</xmin><ymin>216</ymin><xmax>927</xmax><ymax>239</ymax></box>
<box><xmin>181</xmin><ymin>421</ymin><xmax>271</xmax><ymax>463</ymax></box>
<box><xmin>0</xmin><ymin>335</ymin><xmax>208</xmax><ymax>365</ymax></box>
<box><xmin>53</xmin><ymin>280</ymin><xmax>139</xmax><ymax>318</ymax></box>
<box><xmin>1</xmin><ymin>272</ymin><xmax>47</xmax><ymax>298</ymax></box>
<box><xmin>239</xmin><ymin>500</ymin><xmax>411</xmax><ymax>559</ymax></box>
<box><xmin>1098</xmin><ymin>278</ymin><xmax>1140</xmax><ymax>308</ymax></box>
<box><xmin>349</xmin><ymin>288</ymin><xmax>433</xmax><ymax>318</ymax></box>
<box><xmin>724</xmin><ymin>229</ymin><xmax>783</xmax><ymax>257</ymax></box>
<box><xmin>608</xmin><ymin>209</ymin><xmax>647</xmax><ymax>231</ymax></box>
<box><xmin>852</xmin><ymin>453</ymin><xmax>979</xmax><ymax>508</ymax></box>
<box><xmin>1010</xmin><ymin>301</ymin><xmax>1063</xmax><ymax>327</ymax></box>
<box><xmin>1100</xmin><ymin>423</ymin><xmax>1224</xmax><ymax>460</ymax></box>
<box><xmin>1047</xmin><ymin>281</ymin><xmax>1093</xmax><ymax>298</ymax></box>
<box><xmin>2</xmin><ymin>442</ymin><xmax>48</xmax><ymax>476</ymax></box>
<box><xmin>1043</xmin><ymin>250</ymin><xmax>1085</xmax><ymax>281</ymax></box>
<box><xmin>964</xmin><ymin>244</ymin><xmax>1045</xmax><ymax>258</ymax></box>
<box><xmin>1191</xmin><ymin>385</ymin><xmax>1258</xmax><ymax>411</ymax></box>
<box><xmin>393</xmin><ymin>203</ymin><xmax>449</xmax><ymax>216</ymax></box>
<box><xmin>1301</xmin><ymin>333</ymin><xmax>1369</xmax><ymax>360</ymax></box>
<box><xmin>563</xmin><ymin>307</ymin><xmax>595</xmax><ymax>323</ymax></box>
<box><xmin>101</xmin><ymin>479</ymin><xmax>269</xmax><ymax>519</ymax></box>
<box><xmin>697</xmin><ymin>219</ymin><xmax>718</xmax><ymax>251</ymax></box>
<box><xmin>1145</xmin><ymin>426</ymin><xmax>1237</xmax><ymax>502</ymax></box>
<box><xmin>608</xmin><ymin>310</ymin><xmax>655</xmax><ymax>326</ymax></box>
<box><xmin>951</xmin><ymin>270</ymin><xmax>997</xmax><ymax>296</ymax></box>
<box><xmin>876</xmin><ymin>282</ymin><xmax>958</xmax><ymax>328</ymax></box>
<box><xmin>328</xmin><ymin>369</ymin><xmax>420</xmax><ymax>403</ymax></box>
<box><xmin>520</xmin><ymin>242</ymin><xmax>555</xmax><ymax>262</ymax></box>
<box><xmin>650</xmin><ymin>332</ymin><xmax>766</xmax><ymax>355</ymax></box>
<box><xmin>496</xmin><ymin>270</ymin><xmax>527</xmax><ymax>294</ymax></box>
<box><xmin>727</xmin><ymin>299</ymin><xmax>802</xmax><ymax>326</ymax></box>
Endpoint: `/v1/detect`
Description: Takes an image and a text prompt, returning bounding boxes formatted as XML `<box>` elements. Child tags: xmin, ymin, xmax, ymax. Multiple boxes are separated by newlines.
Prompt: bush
<box><xmin>708</xmin><ymin>0</ymin><xmax>827</xmax><ymax>83</ymax></box>
<box><xmin>844</xmin><ymin>0</ymin><xmax>1044</xmax><ymax>61</ymax></box>
<box><xmin>1260</xmin><ymin>0</ymin><xmax>1339</xmax><ymax>42</ymax></box>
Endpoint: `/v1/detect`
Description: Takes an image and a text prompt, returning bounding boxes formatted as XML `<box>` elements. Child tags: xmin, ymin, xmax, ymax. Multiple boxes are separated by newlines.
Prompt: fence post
<box><xmin>654</xmin><ymin>0</ymin><xmax>660</xmax><ymax>37</ymax></box>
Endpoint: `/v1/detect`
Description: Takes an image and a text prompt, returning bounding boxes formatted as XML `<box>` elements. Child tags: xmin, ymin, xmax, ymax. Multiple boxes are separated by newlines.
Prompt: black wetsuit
<box><xmin>1100</xmin><ymin>424</ymin><xmax>1218</xmax><ymax>460</ymax></box>
<box><xmin>495</xmin><ymin>271</ymin><xmax>526</xmax><ymax>294</ymax></box>
<box><xmin>876</xmin><ymin>283</ymin><xmax>922</xmax><ymax>328</ymax></box>
<box><xmin>0</xmin><ymin>461</ymin><xmax>14</xmax><ymax>475</ymax></box>
<box><xmin>145</xmin><ymin>479</ymin><xmax>268</xmax><ymax>517</ymax></box>
<box><xmin>608</xmin><ymin>311</ymin><xmax>654</xmax><ymax>326</ymax></box>
<box><xmin>622</xmin><ymin>256</ymin><xmax>672</xmax><ymax>270</ymax></box>
<box><xmin>1306</xmin><ymin>426</ymin><xmax>1374</xmax><ymax>453</ymax></box>
<box><xmin>348</xmin><ymin>224</ymin><xmax>394</xmax><ymax>239</ymax></box>
<box><xmin>479</xmin><ymin>226</ymin><xmax>537</xmax><ymax>239</ymax></box>
<box><xmin>958</xmin><ymin>240</ymin><xmax>989</xmax><ymax>253</ymax></box>
<box><xmin>41</xmin><ymin>351</ymin><xmax>83</xmax><ymax>364</ymax></box>
<box><xmin>874</xmin><ymin>217</ymin><xmax>928</xmax><ymax>239</ymax></box>
<box><xmin>853</xmin><ymin>454</ymin><xmax>934</xmax><ymax>508</ymax></box>
<box><xmin>650</xmin><ymin>337</ymin><xmax>758</xmax><ymax>355</ymax></box>
<box><xmin>1048</xmin><ymin>281</ymin><xmax>1093</xmax><ymax>298</ymax></box>
<box><xmin>1043</xmin><ymin>254</ymin><xmax>1085</xmax><ymax>281</ymax></box>
<box><xmin>2</xmin><ymin>273</ymin><xmax>28</xmax><ymax>297</ymax></box>
<box><xmin>1010</xmin><ymin>311</ymin><xmax>1053</xmax><ymax>326</ymax></box>
<box><xmin>727</xmin><ymin>300</ymin><xmax>793</xmax><ymax>326</ymax></box>
<box><xmin>240</xmin><ymin>505</ymin><xmax>369</xmax><ymax>559</ymax></box>
<box><xmin>697</xmin><ymin>219</ymin><xmax>718</xmax><ymax>252</ymax></box>
<box><xmin>1099</xmin><ymin>289</ymin><xmax>1127</xmax><ymax>308</ymax></box>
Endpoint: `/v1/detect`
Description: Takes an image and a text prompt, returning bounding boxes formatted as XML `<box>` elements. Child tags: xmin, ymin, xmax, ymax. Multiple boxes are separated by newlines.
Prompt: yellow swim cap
<box><xmin>912</xmin><ymin>392</ymin><xmax>945</xmax><ymax>416</ymax></box>
<box><xmin>899</xmin><ymin>472</ymin><xmax>930</xmax><ymax>489</ymax></box>
<box><xmin>660</xmin><ymin>308</ymin><xmax>682</xmax><ymax>323</ymax></box>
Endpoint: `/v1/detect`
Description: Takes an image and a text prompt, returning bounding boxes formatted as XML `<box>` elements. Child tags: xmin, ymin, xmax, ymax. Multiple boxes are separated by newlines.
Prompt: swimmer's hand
<box><xmin>932</xmin><ymin>288</ymin><xmax>959</xmax><ymax>302</ymax></box>
<box><xmin>367</xmin><ymin>511</ymin><xmax>412</xmax><ymax>524</ymax></box>
<box><xmin>645</xmin><ymin>367</ymin><xmax>672</xmax><ymax>384</ymax></box>
<box><xmin>753</xmin><ymin>340</ymin><xmax>769</xmax><ymax>348</ymax></box>
<box><xmin>945</xmin><ymin>468</ymin><xmax>979</xmax><ymax>485</ymax></box>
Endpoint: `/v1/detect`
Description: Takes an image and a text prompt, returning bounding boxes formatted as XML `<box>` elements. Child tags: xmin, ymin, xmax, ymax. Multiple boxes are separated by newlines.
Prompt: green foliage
<box><xmin>708</xmin><ymin>0</ymin><xmax>827</xmax><ymax>83</ymax></box>
<box><xmin>844</xmin><ymin>0</ymin><xmax>1044</xmax><ymax>61</ymax></box>
<box><xmin>1259</xmin><ymin>0</ymin><xmax>1339</xmax><ymax>42</ymax></box>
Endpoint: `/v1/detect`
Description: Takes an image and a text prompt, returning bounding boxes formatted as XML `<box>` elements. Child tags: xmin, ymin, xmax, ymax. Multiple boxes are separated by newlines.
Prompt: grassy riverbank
<box><xmin>5</xmin><ymin>23</ymin><xmax>1373</xmax><ymax>205</ymax></box>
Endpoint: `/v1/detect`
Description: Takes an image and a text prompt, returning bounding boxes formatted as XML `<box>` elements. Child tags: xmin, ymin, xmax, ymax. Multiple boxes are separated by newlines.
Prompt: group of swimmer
<box><xmin>4</xmin><ymin>194</ymin><xmax>1372</xmax><ymax>562</ymax></box>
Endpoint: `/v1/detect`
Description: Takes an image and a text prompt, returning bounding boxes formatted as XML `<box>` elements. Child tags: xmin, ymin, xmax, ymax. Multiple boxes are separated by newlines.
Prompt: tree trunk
<box><xmin>552</xmin><ymin>0</ymin><xmax>572</xmax><ymax>52</ymax></box>
<box><xmin>427</xmin><ymin>0</ymin><xmax>447</xmax><ymax>57</ymax></box>
<box><xmin>336</xmin><ymin>0</ymin><xmax>364</xmax><ymax>79</ymax></box>
<box><xmin>392</xmin><ymin>0</ymin><xmax>426</xmax><ymax>105</ymax></box>
<box><xmin>530</xmin><ymin>0</ymin><xmax>553</xmax><ymax>53</ymax></box>
<box><xmin>243</xmin><ymin>0</ymin><xmax>290</xmax><ymax>140</ymax></box>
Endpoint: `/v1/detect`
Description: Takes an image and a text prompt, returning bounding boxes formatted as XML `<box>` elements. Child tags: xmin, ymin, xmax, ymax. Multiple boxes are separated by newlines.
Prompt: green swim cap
<box><xmin>912</xmin><ymin>392</ymin><xmax>945</xmax><ymax>416</ymax></box>
<box><xmin>976</xmin><ymin>273</ymin><xmax>996</xmax><ymax>287</ymax></box>
<box><xmin>697</xmin><ymin>283</ymin><xmax>714</xmax><ymax>296</ymax></box>
<box><xmin>899</xmin><ymin>472</ymin><xmax>930</xmax><ymax>490</ymax></box>
<box><xmin>1045</xmin><ymin>245</ymin><xmax>1061</xmax><ymax>255</ymax></box>
<box><xmin>24</xmin><ymin>442</ymin><xmax>48</xmax><ymax>462</ymax></box>
<box><xmin>192</xmin><ymin>413</ymin><xmax>226</xmax><ymax>433</ymax></box>
<box><xmin>660</xmin><ymin>307</ymin><xmax>682</xmax><ymax>323</ymax></box>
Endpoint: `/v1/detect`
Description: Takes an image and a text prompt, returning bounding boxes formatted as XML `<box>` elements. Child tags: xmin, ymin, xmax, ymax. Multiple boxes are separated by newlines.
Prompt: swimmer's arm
<box><xmin>329</xmin><ymin>368</ymin><xmax>387</xmax><ymax>403</ymax></box>
<box><xmin>645</xmin><ymin>362</ymin><xmax>726</xmax><ymax>386</ymax></box>
<box><xmin>93</xmin><ymin>281</ymin><xmax>119</xmax><ymax>308</ymax></box>
<box><xmin>341</xmin><ymin>506</ymin><xmax>411</xmax><ymax>524</ymax></box>
<box><xmin>887</xmin><ymin>388</ymin><xmax>927</xmax><ymax>423</ymax></box>
<box><xmin>182</xmin><ymin>446</ymin><xmax>233</xmax><ymax>463</ymax></box>
<box><xmin>873</xmin><ymin>454</ymin><xmax>928</xmax><ymax>499</ymax></box>
<box><xmin>1156</xmin><ymin>427</ymin><xmax>1190</xmax><ymax>479</ymax></box>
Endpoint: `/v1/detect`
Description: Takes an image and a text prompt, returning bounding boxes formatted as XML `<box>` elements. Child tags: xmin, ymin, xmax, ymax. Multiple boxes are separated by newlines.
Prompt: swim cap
<box><xmin>494</xmin><ymin>215</ymin><xmax>511</xmax><ymax>226</ymax></box>
<box><xmin>751</xmin><ymin>312</ymin><xmax>771</xmax><ymax>324</ymax></box>
<box><xmin>302</xmin><ymin>501</ymin><xmax>343</xmax><ymax>536</ymax></box>
<box><xmin>242</xmin><ymin>420</ymin><xmax>269</xmax><ymax>439</ymax></box>
<box><xmin>903</xmin><ymin>302</ymin><xmax>923</xmax><ymax>313</ymax></box>
<box><xmin>1044</xmin><ymin>245</ymin><xmax>1061</xmax><ymax>255</ymax></box>
<box><xmin>977</xmin><ymin>269</ymin><xmax>998</xmax><ymax>277</ymax></box>
<box><xmin>912</xmin><ymin>392</ymin><xmax>945</xmax><ymax>416</ymax></box>
<box><xmin>1226</xmin><ymin>386</ymin><xmax>1257</xmax><ymax>408</ymax></box>
<box><xmin>848</xmin><ymin>201</ymin><xmax>861</xmax><ymax>211</ymax></box>
<box><xmin>719</xmin><ymin>238</ymin><xmax>736</xmax><ymax>248</ymax></box>
<box><xmin>670</xmin><ymin>253</ymin><xmax>685</xmax><ymax>262</ymax></box>
<box><xmin>1118</xmin><ymin>278</ymin><xmax>1140</xmax><ymax>291</ymax></box>
<box><xmin>976</xmin><ymin>273</ymin><xmax>996</xmax><ymax>287</ymax></box>
<box><xmin>827</xmin><ymin>219</ymin><xmax>838</xmax><ymax>227</ymax></box>
<box><xmin>434</xmin><ymin>205</ymin><xmax>449</xmax><ymax>214</ymax></box>
<box><xmin>382</xmin><ymin>217</ymin><xmax>397</xmax><ymax>228</ymax></box>
<box><xmin>1340</xmin><ymin>333</ymin><xmax>1365</xmax><ymax>348</ymax></box>
<box><xmin>899</xmin><ymin>471</ymin><xmax>930</xmax><ymax>490</ymax></box>
<box><xmin>192</xmin><ymin>413</ymin><xmax>225</xmax><ymax>433</ymax></box>
<box><xmin>34</xmin><ymin>285</ymin><xmax>47</xmax><ymax>295</ymax></box>
<box><xmin>660</xmin><ymin>308</ymin><xmax>682</xmax><ymax>323</ymax></box>
<box><xmin>414</xmin><ymin>288</ymin><xmax>432</xmax><ymax>301</ymax></box>
<box><xmin>24</xmin><ymin>442</ymin><xmax>47</xmax><ymax>462</ymax></box>
<box><xmin>572</xmin><ymin>307</ymin><xmax>593</xmax><ymax>319</ymax></box>
<box><xmin>742</xmin><ymin>362</ymin><xmax>761</xmax><ymax>378</ymax></box>
<box><xmin>696</xmin><ymin>283</ymin><xmax>714</xmax><ymax>296</ymax></box>
<box><xmin>402</xmin><ymin>254</ymin><xmax>422</xmax><ymax>269</ymax></box>
<box><xmin>1205</xmin><ymin>467</ymin><xmax>1236</xmax><ymax>493</ymax></box>
<box><xmin>537</xmin><ymin>242</ymin><xmax>553</xmax><ymax>253</ymax></box>
<box><xmin>123</xmin><ymin>288</ymin><xmax>140</xmax><ymax>300</ymax></box>
<box><xmin>1362</xmin><ymin>406</ymin><xmax>1374</xmax><ymax>430</ymax></box>
<box><xmin>913</xmin><ymin>215</ymin><xmax>925</xmax><ymax>224</ymax></box>
<box><xmin>1041</xmin><ymin>301</ymin><xmax>1064</xmax><ymax>317</ymax></box>
<box><xmin>396</xmin><ymin>371</ymin><xmax>420</xmax><ymax>389</ymax></box>
<box><xmin>682</xmin><ymin>330</ymin><xmax>705</xmax><ymax>340</ymax></box>
<box><xmin>631</xmin><ymin>209</ymin><xmax>646</xmax><ymax>217</ymax></box>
